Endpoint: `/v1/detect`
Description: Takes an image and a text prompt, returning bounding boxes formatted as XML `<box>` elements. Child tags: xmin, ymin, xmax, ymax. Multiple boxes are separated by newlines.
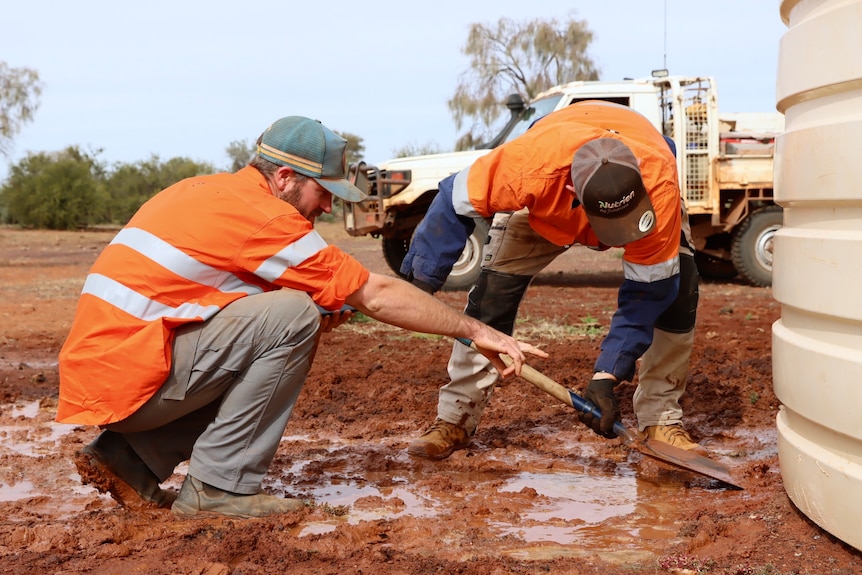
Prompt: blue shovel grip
<box><xmin>564</xmin><ymin>388</ymin><xmax>630</xmax><ymax>439</ymax></box>
<box><xmin>456</xmin><ymin>337</ymin><xmax>632</xmax><ymax>441</ymax></box>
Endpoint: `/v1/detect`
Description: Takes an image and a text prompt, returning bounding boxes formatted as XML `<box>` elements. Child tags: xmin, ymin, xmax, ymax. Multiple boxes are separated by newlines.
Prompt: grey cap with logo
<box><xmin>570</xmin><ymin>138</ymin><xmax>656</xmax><ymax>247</ymax></box>
<box><xmin>256</xmin><ymin>116</ymin><xmax>367</xmax><ymax>203</ymax></box>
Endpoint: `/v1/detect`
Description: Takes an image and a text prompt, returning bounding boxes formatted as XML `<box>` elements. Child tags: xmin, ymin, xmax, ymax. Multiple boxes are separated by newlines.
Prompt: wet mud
<box><xmin>0</xmin><ymin>224</ymin><xmax>860</xmax><ymax>574</ymax></box>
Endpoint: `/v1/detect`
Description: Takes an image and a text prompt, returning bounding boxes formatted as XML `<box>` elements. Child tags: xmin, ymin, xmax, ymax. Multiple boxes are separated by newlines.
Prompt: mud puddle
<box><xmin>0</xmin><ymin>400</ymin><xmax>756</xmax><ymax>565</ymax></box>
<box><xmin>256</xmin><ymin>434</ymin><xmax>740</xmax><ymax>562</ymax></box>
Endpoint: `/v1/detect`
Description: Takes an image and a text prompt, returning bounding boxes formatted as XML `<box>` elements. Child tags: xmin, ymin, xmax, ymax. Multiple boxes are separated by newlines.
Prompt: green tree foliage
<box><xmin>0</xmin><ymin>62</ymin><xmax>43</xmax><ymax>156</ymax></box>
<box><xmin>0</xmin><ymin>149</ymin><xmax>215</xmax><ymax>228</ymax></box>
<box><xmin>392</xmin><ymin>142</ymin><xmax>444</xmax><ymax>158</ymax></box>
<box><xmin>0</xmin><ymin>147</ymin><xmax>109</xmax><ymax>229</ymax></box>
<box><xmin>449</xmin><ymin>15</ymin><xmax>599</xmax><ymax>150</ymax></box>
<box><xmin>105</xmin><ymin>156</ymin><xmax>216</xmax><ymax>224</ymax></box>
<box><xmin>225</xmin><ymin>139</ymin><xmax>255</xmax><ymax>172</ymax></box>
<box><xmin>334</xmin><ymin>131</ymin><xmax>365</xmax><ymax>166</ymax></box>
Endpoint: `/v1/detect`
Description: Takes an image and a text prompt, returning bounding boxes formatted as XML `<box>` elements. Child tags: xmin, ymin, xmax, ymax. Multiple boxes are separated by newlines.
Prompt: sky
<box><xmin>0</xmin><ymin>1</ymin><xmax>788</xmax><ymax>181</ymax></box>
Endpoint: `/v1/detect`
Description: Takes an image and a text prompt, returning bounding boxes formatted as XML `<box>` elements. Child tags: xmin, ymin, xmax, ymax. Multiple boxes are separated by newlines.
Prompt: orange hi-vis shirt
<box><xmin>455</xmin><ymin>101</ymin><xmax>682</xmax><ymax>272</ymax></box>
<box><xmin>57</xmin><ymin>166</ymin><xmax>369</xmax><ymax>425</ymax></box>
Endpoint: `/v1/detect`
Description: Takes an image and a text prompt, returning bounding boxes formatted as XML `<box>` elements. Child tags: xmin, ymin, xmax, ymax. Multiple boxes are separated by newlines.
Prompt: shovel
<box><xmin>458</xmin><ymin>338</ymin><xmax>743</xmax><ymax>489</ymax></box>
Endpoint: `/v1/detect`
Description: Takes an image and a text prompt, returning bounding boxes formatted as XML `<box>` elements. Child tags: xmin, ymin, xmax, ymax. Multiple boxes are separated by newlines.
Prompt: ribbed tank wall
<box><xmin>774</xmin><ymin>0</ymin><xmax>862</xmax><ymax>552</ymax></box>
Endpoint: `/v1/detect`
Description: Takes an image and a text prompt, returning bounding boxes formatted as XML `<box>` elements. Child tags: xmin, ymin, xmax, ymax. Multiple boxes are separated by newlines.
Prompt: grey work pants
<box><xmin>107</xmin><ymin>289</ymin><xmax>320</xmax><ymax>494</ymax></box>
<box><xmin>438</xmin><ymin>210</ymin><xmax>697</xmax><ymax>433</ymax></box>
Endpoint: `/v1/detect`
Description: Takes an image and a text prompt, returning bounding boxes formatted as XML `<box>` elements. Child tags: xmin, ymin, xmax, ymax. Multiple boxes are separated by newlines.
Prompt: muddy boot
<box><xmin>407</xmin><ymin>419</ymin><xmax>470</xmax><ymax>460</ymax></box>
<box><xmin>171</xmin><ymin>475</ymin><xmax>306</xmax><ymax>519</ymax></box>
<box><xmin>639</xmin><ymin>424</ymin><xmax>706</xmax><ymax>454</ymax></box>
<box><xmin>75</xmin><ymin>430</ymin><xmax>177</xmax><ymax>510</ymax></box>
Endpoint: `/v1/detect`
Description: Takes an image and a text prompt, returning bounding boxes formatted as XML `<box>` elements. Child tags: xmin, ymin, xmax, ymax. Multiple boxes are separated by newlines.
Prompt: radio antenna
<box><xmin>663</xmin><ymin>0</ymin><xmax>668</xmax><ymax>70</ymax></box>
<box><xmin>651</xmin><ymin>0</ymin><xmax>670</xmax><ymax>78</ymax></box>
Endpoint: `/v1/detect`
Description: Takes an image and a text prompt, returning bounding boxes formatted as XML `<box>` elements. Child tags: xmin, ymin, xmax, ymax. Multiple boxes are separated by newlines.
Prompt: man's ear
<box><xmin>275</xmin><ymin>166</ymin><xmax>296</xmax><ymax>189</ymax></box>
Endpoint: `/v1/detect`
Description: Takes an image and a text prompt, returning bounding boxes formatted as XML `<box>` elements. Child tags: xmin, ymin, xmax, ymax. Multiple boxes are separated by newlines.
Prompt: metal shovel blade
<box><xmin>624</xmin><ymin>432</ymin><xmax>742</xmax><ymax>489</ymax></box>
<box><xmin>495</xmin><ymin>351</ymin><xmax>743</xmax><ymax>489</ymax></box>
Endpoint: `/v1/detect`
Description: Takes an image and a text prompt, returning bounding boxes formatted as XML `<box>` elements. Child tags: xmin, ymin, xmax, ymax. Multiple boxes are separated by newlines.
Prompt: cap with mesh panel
<box><xmin>257</xmin><ymin>116</ymin><xmax>366</xmax><ymax>203</ymax></box>
<box><xmin>570</xmin><ymin>138</ymin><xmax>656</xmax><ymax>246</ymax></box>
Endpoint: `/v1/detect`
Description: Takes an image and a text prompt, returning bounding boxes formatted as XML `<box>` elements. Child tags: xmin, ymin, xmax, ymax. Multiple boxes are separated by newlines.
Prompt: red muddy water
<box><xmin>0</xmin><ymin>222</ymin><xmax>859</xmax><ymax>574</ymax></box>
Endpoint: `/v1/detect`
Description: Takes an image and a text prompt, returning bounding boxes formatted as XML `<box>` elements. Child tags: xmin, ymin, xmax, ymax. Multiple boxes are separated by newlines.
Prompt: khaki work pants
<box><xmin>437</xmin><ymin>210</ymin><xmax>696</xmax><ymax>434</ymax></box>
<box><xmin>107</xmin><ymin>289</ymin><xmax>320</xmax><ymax>494</ymax></box>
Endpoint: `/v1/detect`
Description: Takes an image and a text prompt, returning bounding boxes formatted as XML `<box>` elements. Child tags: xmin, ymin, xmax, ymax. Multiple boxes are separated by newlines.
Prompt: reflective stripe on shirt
<box><xmin>81</xmin><ymin>273</ymin><xmax>222</xmax><ymax>321</ymax></box>
<box><xmin>623</xmin><ymin>255</ymin><xmax>679</xmax><ymax>283</ymax></box>
<box><xmin>254</xmin><ymin>230</ymin><xmax>329</xmax><ymax>282</ymax></box>
<box><xmin>451</xmin><ymin>167</ymin><xmax>482</xmax><ymax>218</ymax></box>
<box><xmin>111</xmin><ymin>227</ymin><xmax>263</xmax><ymax>294</ymax></box>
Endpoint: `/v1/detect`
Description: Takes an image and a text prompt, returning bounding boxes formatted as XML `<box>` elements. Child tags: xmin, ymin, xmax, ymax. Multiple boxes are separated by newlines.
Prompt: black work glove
<box><xmin>577</xmin><ymin>378</ymin><xmax>620</xmax><ymax>439</ymax></box>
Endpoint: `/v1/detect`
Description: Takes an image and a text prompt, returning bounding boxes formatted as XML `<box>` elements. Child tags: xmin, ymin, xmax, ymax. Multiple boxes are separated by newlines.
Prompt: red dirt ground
<box><xmin>0</xmin><ymin>222</ymin><xmax>860</xmax><ymax>575</ymax></box>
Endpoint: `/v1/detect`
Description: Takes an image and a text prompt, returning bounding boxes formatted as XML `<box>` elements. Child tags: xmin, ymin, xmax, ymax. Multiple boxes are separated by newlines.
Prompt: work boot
<box><xmin>75</xmin><ymin>430</ymin><xmax>176</xmax><ymax>510</ymax></box>
<box><xmin>407</xmin><ymin>418</ymin><xmax>470</xmax><ymax>460</ymax></box>
<box><xmin>171</xmin><ymin>475</ymin><xmax>306</xmax><ymax>519</ymax></box>
<box><xmin>639</xmin><ymin>424</ymin><xmax>704</xmax><ymax>452</ymax></box>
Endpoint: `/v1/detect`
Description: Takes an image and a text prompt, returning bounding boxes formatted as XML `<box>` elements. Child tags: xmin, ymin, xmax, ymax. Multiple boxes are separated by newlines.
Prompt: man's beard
<box><xmin>276</xmin><ymin>180</ymin><xmax>316</xmax><ymax>222</ymax></box>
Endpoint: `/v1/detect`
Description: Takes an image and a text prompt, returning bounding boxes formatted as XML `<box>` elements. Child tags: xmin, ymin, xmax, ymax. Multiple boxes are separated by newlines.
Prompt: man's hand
<box><xmin>470</xmin><ymin>334</ymin><xmax>548</xmax><ymax>378</ymax></box>
<box><xmin>578</xmin><ymin>378</ymin><xmax>620</xmax><ymax>439</ymax></box>
<box><xmin>318</xmin><ymin>306</ymin><xmax>355</xmax><ymax>333</ymax></box>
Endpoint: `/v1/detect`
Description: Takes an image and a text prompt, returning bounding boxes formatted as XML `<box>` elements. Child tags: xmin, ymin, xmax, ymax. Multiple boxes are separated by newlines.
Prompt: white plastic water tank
<box><xmin>773</xmin><ymin>0</ymin><xmax>862</xmax><ymax>552</ymax></box>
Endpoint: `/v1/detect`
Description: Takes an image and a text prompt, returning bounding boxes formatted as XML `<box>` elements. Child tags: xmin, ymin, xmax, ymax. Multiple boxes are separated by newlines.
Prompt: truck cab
<box><xmin>344</xmin><ymin>74</ymin><xmax>783</xmax><ymax>288</ymax></box>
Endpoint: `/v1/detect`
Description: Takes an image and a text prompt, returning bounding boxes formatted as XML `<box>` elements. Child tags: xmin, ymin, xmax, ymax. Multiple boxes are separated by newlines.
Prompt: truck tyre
<box><xmin>380</xmin><ymin>219</ymin><xmax>491</xmax><ymax>291</ymax></box>
<box><xmin>694</xmin><ymin>252</ymin><xmax>738</xmax><ymax>282</ymax></box>
<box><xmin>441</xmin><ymin>218</ymin><xmax>491</xmax><ymax>292</ymax></box>
<box><xmin>382</xmin><ymin>237</ymin><xmax>410</xmax><ymax>279</ymax></box>
<box><xmin>731</xmin><ymin>206</ymin><xmax>783</xmax><ymax>287</ymax></box>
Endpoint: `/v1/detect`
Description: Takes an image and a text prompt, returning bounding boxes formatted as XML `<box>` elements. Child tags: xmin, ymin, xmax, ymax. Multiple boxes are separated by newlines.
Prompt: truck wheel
<box><xmin>441</xmin><ymin>218</ymin><xmax>491</xmax><ymax>292</ymax></box>
<box><xmin>694</xmin><ymin>252</ymin><xmax>738</xmax><ymax>282</ymax></box>
<box><xmin>731</xmin><ymin>206</ymin><xmax>783</xmax><ymax>287</ymax></box>
<box><xmin>380</xmin><ymin>220</ymin><xmax>490</xmax><ymax>291</ymax></box>
<box><xmin>382</xmin><ymin>237</ymin><xmax>410</xmax><ymax>279</ymax></box>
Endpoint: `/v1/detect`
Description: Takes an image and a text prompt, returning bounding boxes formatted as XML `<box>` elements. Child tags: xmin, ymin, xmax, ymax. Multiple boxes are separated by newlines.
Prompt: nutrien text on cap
<box><xmin>570</xmin><ymin>138</ymin><xmax>656</xmax><ymax>246</ymax></box>
<box><xmin>257</xmin><ymin>116</ymin><xmax>367</xmax><ymax>203</ymax></box>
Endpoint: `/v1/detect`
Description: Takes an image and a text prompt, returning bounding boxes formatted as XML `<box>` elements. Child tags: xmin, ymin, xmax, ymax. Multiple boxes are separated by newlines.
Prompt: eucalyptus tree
<box><xmin>0</xmin><ymin>62</ymin><xmax>43</xmax><ymax>156</ymax></box>
<box><xmin>449</xmin><ymin>16</ymin><xmax>599</xmax><ymax>150</ymax></box>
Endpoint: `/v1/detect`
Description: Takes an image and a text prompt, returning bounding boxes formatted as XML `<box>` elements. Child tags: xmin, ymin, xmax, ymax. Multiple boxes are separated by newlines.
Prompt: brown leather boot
<box><xmin>639</xmin><ymin>424</ymin><xmax>706</xmax><ymax>453</ymax></box>
<box><xmin>407</xmin><ymin>418</ymin><xmax>470</xmax><ymax>460</ymax></box>
<box><xmin>171</xmin><ymin>475</ymin><xmax>306</xmax><ymax>519</ymax></box>
<box><xmin>75</xmin><ymin>430</ymin><xmax>177</xmax><ymax>510</ymax></box>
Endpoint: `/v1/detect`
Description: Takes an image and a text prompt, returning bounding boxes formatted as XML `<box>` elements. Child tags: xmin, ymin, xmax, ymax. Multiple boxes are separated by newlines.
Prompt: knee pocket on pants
<box><xmin>655</xmin><ymin>253</ymin><xmax>699</xmax><ymax>333</ymax></box>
